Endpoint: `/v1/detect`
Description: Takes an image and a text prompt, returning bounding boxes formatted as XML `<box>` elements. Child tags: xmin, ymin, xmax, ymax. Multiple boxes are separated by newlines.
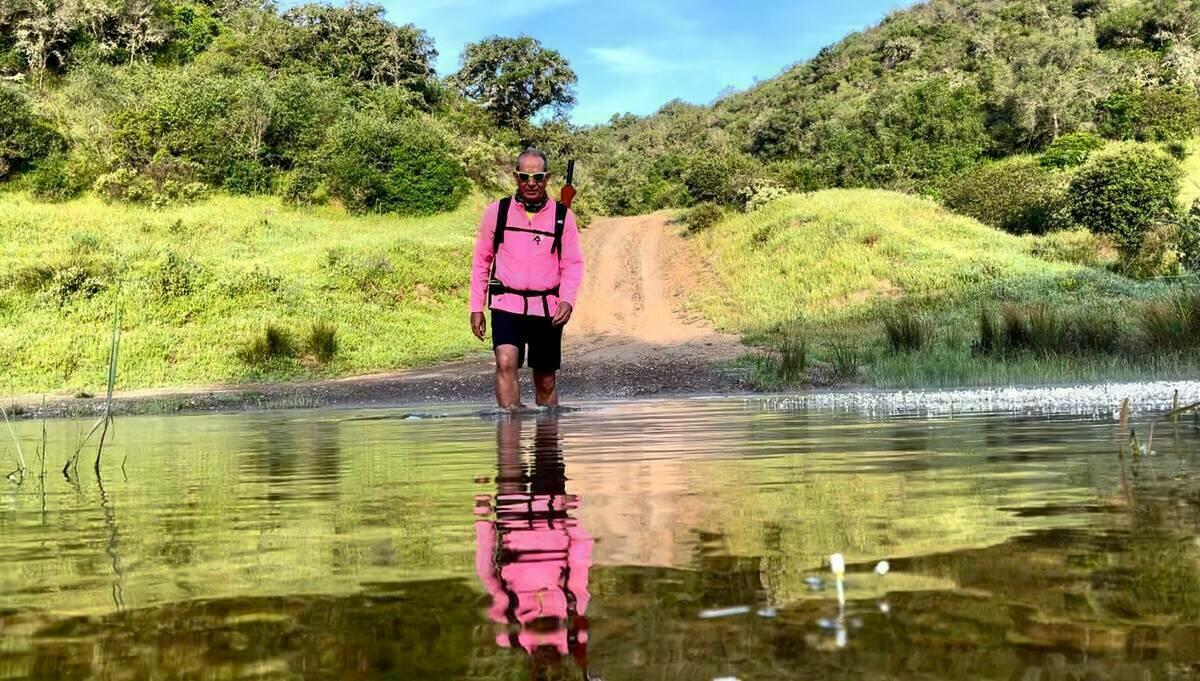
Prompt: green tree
<box><xmin>9</xmin><ymin>0</ymin><xmax>74</xmax><ymax>81</ymax></box>
<box><xmin>450</xmin><ymin>35</ymin><xmax>576</xmax><ymax>129</ymax></box>
<box><xmin>280</xmin><ymin>3</ymin><xmax>436</xmax><ymax>87</ymax></box>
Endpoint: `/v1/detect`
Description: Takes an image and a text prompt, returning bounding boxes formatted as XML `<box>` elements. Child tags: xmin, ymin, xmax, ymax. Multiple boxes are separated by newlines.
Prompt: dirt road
<box><xmin>22</xmin><ymin>213</ymin><xmax>751</xmax><ymax>417</ymax></box>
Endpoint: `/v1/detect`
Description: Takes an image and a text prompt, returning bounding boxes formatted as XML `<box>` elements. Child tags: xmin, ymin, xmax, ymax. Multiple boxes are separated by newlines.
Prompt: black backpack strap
<box><xmin>551</xmin><ymin>202</ymin><xmax>567</xmax><ymax>258</ymax></box>
<box><xmin>493</xmin><ymin>196</ymin><xmax>512</xmax><ymax>254</ymax></box>
<box><xmin>487</xmin><ymin>197</ymin><xmax>511</xmax><ymax>309</ymax></box>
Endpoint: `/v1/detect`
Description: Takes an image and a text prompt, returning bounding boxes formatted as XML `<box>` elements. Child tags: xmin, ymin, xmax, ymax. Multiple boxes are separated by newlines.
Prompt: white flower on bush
<box><xmin>740</xmin><ymin>180</ymin><xmax>790</xmax><ymax>213</ymax></box>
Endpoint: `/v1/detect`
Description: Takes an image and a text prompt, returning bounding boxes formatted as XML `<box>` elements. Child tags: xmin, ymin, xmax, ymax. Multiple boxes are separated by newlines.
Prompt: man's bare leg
<box><xmin>495</xmin><ymin>346</ymin><xmax>521</xmax><ymax>410</ymax></box>
<box><xmin>533</xmin><ymin>370</ymin><xmax>558</xmax><ymax>407</ymax></box>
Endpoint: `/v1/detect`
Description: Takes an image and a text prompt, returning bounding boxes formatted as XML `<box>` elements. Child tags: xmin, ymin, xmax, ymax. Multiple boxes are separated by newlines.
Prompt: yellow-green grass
<box><xmin>1180</xmin><ymin>137</ymin><xmax>1200</xmax><ymax>209</ymax></box>
<box><xmin>0</xmin><ymin>191</ymin><xmax>489</xmax><ymax>394</ymax></box>
<box><xmin>688</xmin><ymin>189</ymin><xmax>1195</xmax><ymax>387</ymax></box>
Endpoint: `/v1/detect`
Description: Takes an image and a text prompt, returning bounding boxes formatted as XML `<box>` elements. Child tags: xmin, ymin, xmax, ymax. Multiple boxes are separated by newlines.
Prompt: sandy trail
<box><xmin>567</xmin><ymin>213</ymin><xmax>741</xmax><ymax>364</ymax></box>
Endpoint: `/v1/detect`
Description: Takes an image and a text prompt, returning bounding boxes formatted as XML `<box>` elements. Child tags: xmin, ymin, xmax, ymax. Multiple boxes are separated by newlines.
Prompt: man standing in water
<box><xmin>470</xmin><ymin>149</ymin><xmax>585</xmax><ymax>410</ymax></box>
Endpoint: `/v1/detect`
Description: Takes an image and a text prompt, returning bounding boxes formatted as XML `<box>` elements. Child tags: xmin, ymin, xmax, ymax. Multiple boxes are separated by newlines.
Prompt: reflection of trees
<box><xmin>16</xmin><ymin>582</ymin><xmax>518</xmax><ymax>681</ymax></box>
<box><xmin>240</xmin><ymin>416</ymin><xmax>342</xmax><ymax>502</ymax></box>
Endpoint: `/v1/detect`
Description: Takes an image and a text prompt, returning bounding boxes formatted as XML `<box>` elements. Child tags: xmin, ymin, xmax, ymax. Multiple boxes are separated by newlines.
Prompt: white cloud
<box><xmin>587</xmin><ymin>46</ymin><xmax>675</xmax><ymax>75</ymax></box>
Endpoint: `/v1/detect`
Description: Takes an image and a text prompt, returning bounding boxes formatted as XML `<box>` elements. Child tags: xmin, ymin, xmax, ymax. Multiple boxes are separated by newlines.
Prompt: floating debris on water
<box><xmin>699</xmin><ymin>605</ymin><xmax>752</xmax><ymax>619</ymax></box>
<box><xmin>804</xmin><ymin>576</ymin><xmax>825</xmax><ymax>590</ymax></box>
<box><xmin>875</xmin><ymin>560</ymin><xmax>890</xmax><ymax>576</ymax></box>
<box><xmin>830</xmin><ymin>553</ymin><xmax>846</xmax><ymax>576</ymax></box>
<box><xmin>756</xmin><ymin>607</ymin><xmax>778</xmax><ymax>618</ymax></box>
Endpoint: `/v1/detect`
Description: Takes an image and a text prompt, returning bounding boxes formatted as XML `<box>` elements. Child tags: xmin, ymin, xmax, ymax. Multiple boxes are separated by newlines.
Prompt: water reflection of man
<box><xmin>475</xmin><ymin>414</ymin><xmax>594</xmax><ymax>680</ymax></box>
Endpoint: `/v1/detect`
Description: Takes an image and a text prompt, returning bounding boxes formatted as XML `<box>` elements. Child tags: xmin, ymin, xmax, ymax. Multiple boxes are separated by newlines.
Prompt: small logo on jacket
<box><xmin>533</xmin><ymin>235</ymin><xmax>542</xmax><ymax>245</ymax></box>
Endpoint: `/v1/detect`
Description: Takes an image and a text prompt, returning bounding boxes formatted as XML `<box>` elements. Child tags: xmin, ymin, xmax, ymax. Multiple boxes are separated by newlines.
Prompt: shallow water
<box><xmin>1</xmin><ymin>398</ymin><xmax>1200</xmax><ymax>680</ymax></box>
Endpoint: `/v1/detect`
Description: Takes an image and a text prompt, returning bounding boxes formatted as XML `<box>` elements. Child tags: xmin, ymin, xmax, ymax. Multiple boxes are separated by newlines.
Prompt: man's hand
<box><xmin>471</xmin><ymin>312</ymin><xmax>487</xmax><ymax>340</ymax></box>
<box><xmin>552</xmin><ymin>301</ymin><xmax>573</xmax><ymax>327</ymax></box>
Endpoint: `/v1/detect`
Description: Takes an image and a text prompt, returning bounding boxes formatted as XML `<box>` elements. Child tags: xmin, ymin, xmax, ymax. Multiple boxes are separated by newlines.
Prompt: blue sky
<box><xmin>365</xmin><ymin>0</ymin><xmax>913</xmax><ymax>126</ymax></box>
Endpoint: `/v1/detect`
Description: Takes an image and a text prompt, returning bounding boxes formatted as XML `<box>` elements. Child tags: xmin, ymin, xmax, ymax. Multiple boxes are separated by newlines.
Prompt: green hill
<box><xmin>0</xmin><ymin>192</ymin><xmax>483</xmax><ymax>394</ymax></box>
<box><xmin>581</xmin><ymin>0</ymin><xmax>1200</xmax><ymax>213</ymax></box>
<box><xmin>686</xmin><ymin>190</ymin><xmax>1198</xmax><ymax>387</ymax></box>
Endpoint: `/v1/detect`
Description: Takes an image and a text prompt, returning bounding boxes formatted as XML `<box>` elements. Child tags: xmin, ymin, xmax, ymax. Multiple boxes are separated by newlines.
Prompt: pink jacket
<box><xmin>475</xmin><ymin>494</ymin><xmax>593</xmax><ymax>655</ymax></box>
<box><xmin>469</xmin><ymin>198</ymin><xmax>585</xmax><ymax>317</ymax></box>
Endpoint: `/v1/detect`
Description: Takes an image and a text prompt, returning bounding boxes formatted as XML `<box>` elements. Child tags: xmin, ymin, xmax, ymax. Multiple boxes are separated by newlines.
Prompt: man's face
<box><xmin>514</xmin><ymin>156</ymin><xmax>550</xmax><ymax>204</ymax></box>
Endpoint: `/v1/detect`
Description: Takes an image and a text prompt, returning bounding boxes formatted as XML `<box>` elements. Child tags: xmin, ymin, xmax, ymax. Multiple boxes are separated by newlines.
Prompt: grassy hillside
<box><xmin>687</xmin><ymin>190</ymin><xmax>1199</xmax><ymax>387</ymax></box>
<box><xmin>1182</xmin><ymin>138</ymin><xmax>1200</xmax><ymax>208</ymax></box>
<box><xmin>0</xmin><ymin>193</ymin><xmax>486</xmax><ymax>394</ymax></box>
<box><xmin>581</xmin><ymin>0</ymin><xmax>1200</xmax><ymax>217</ymax></box>
<box><xmin>690</xmin><ymin>190</ymin><xmax>1093</xmax><ymax>330</ymax></box>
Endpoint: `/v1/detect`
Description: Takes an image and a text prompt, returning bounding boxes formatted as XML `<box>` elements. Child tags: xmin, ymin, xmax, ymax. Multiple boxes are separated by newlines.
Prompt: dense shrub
<box><xmin>161</xmin><ymin>2</ymin><xmax>222</xmax><ymax>64</ymax></box>
<box><xmin>1098</xmin><ymin>87</ymin><xmax>1200</xmax><ymax>142</ymax></box>
<box><xmin>942</xmin><ymin>157</ymin><xmax>1067</xmax><ymax>235</ymax></box>
<box><xmin>94</xmin><ymin>165</ymin><xmax>210</xmax><ymax>206</ymax></box>
<box><xmin>682</xmin><ymin>151</ymin><xmax>756</xmax><ymax>206</ymax></box>
<box><xmin>739</xmin><ymin>180</ymin><xmax>789</xmax><ymax>212</ymax></box>
<box><xmin>1039</xmin><ymin>132</ymin><xmax>1106</xmax><ymax>169</ymax></box>
<box><xmin>108</xmin><ymin>70</ymin><xmax>241</xmax><ymax>182</ymax></box>
<box><xmin>683</xmin><ymin>203</ymin><xmax>723</xmax><ymax>235</ymax></box>
<box><xmin>28</xmin><ymin>153</ymin><xmax>95</xmax><ymax>202</ymax></box>
<box><xmin>868</xmin><ymin>77</ymin><xmax>989</xmax><ymax>193</ymax></box>
<box><xmin>1067</xmin><ymin>144</ymin><xmax>1182</xmax><ymax>258</ymax></box>
<box><xmin>280</xmin><ymin>165</ymin><xmax>326</xmax><ymax>206</ymax></box>
<box><xmin>323</xmin><ymin>115</ymin><xmax>469</xmax><ymax>215</ymax></box>
<box><xmin>1123</xmin><ymin>223</ymin><xmax>1183</xmax><ymax>279</ymax></box>
<box><xmin>222</xmin><ymin>159</ymin><xmax>273</xmax><ymax>195</ymax></box>
<box><xmin>9</xmin><ymin>255</ymin><xmax>110</xmax><ymax>305</ymax></box>
<box><xmin>0</xmin><ymin>86</ymin><xmax>63</xmax><ymax>179</ymax></box>
<box><xmin>150</xmin><ymin>252</ymin><xmax>204</xmax><ymax>299</ymax></box>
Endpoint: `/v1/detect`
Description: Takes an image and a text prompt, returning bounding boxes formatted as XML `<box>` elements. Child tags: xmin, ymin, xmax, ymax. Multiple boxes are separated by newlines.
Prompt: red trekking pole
<box><xmin>559</xmin><ymin>160</ymin><xmax>576</xmax><ymax>208</ymax></box>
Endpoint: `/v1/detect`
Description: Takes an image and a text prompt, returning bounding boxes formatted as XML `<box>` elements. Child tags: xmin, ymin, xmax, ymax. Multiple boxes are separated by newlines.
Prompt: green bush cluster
<box><xmin>683</xmin><ymin>203</ymin><xmax>724</xmax><ymax>235</ymax></box>
<box><xmin>1066</xmin><ymin>144</ymin><xmax>1182</xmax><ymax>258</ymax></box>
<box><xmin>323</xmin><ymin>115</ymin><xmax>469</xmax><ymax>215</ymax></box>
<box><xmin>1098</xmin><ymin>87</ymin><xmax>1200</xmax><ymax>142</ymax></box>
<box><xmin>943</xmin><ymin>157</ymin><xmax>1067</xmax><ymax>235</ymax></box>
<box><xmin>0</xmin><ymin>86</ymin><xmax>62</xmax><ymax>179</ymax></box>
<box><xmin>682</xmin><ymin>151</ymin><xmax>757</xmax><ymax>207</ymax></box>
<box><xmin>1039</xmin><ymin>132</ymin><xmax>1106</xmax><ymax>169</ymax></box>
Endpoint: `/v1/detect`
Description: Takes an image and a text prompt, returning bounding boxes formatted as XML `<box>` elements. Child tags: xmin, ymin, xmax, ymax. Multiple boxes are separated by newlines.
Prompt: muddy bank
<box><xmin>11</xmin><ymin>352</ymin><xmax>755</xmax><ymax>419</ymax></box>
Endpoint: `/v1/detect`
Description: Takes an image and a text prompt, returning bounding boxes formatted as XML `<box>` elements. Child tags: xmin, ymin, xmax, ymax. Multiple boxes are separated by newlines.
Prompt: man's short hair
<box><xmin>515</xmin><ymin>148</ymin><xmax>549</xmax><ymax>172</ymax></box>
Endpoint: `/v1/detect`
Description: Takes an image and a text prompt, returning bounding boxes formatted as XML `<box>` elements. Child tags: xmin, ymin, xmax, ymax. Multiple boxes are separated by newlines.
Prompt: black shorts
<box><xmin>491</xmin><ymin>308</ymin><xmax>563</xmax><ymax>371</ymax></box>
